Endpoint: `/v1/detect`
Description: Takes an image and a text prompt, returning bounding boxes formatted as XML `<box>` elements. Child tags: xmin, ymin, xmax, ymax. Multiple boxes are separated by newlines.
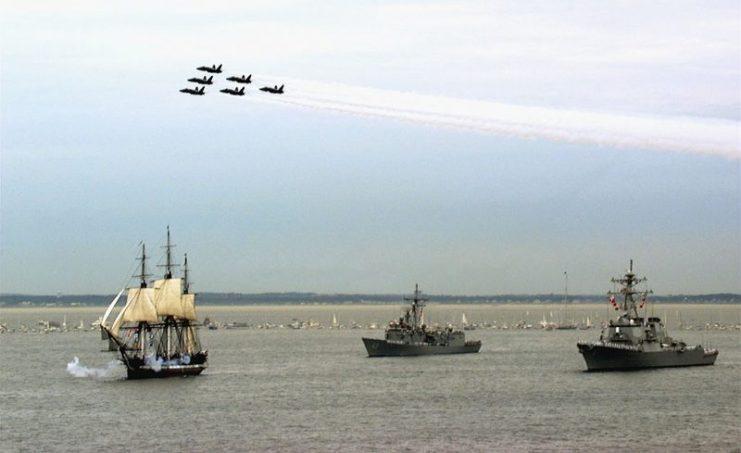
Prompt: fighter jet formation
<box><xmin>180</xmin><ymin>65</ymin><xmax>284</xmax><ymax>97</ymax></box>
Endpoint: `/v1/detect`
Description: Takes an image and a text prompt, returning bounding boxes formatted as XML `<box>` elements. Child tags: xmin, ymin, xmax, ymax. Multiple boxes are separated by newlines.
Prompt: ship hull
<box><xmin>363</xmin><ymin>337</ymin><xmax>481</xmax><ymax>357</ymax></box>
<box><xmin>577</xmin><ymin>342</ymin><xmax>718</xmax><ymax>371</ymax></box>
<box><xmin>126</xmin><ymin>363</ymin><xmax>207</xmax><ymax>380</ymax></box>
<box><xmin>121</xmin><ymin>351</ymin><xmax>208</xmax><ymax>379</ymax></box>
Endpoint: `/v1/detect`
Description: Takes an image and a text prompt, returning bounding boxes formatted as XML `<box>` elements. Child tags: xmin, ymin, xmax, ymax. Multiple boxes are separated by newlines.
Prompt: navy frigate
<box><xmin>362</xmin><ymin>284</ymin><xmax>481</xmax><ymax>357</ymax></box>
<box><xmin>102</xmin><ymin>227</ymin><xmax>208</xmax><ymax>379</ymax></box>
<box><xmin>577</xmin><ymin>260</ymin><xmax>718</xmax><ymax>371</ymax></box>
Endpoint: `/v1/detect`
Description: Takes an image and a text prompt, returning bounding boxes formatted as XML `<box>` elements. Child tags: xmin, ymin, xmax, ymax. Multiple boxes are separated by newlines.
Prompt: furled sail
<box><xmin>153</xmin><ymin>278</ymin><xmax>186</xmax><ymax>318</ymax></box>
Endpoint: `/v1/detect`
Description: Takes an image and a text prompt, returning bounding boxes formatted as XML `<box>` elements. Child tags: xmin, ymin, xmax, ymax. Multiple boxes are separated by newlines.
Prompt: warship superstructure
<box><xmin>102</xmin><ymin>227</ymin><xmax>208</xmax><ymax>379</ymax></box>
<box><xmin>577</xmin><ymin>260</ymin><xmax>718</xmax><ymax>371</ymax></box>
<box><xmin>362</xmin><ymin>284</ymin><xmax>481</xmax><ymax>357</ymax></box>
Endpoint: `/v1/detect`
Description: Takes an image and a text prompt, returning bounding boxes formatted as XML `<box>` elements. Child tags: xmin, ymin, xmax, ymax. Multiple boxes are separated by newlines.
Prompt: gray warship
<box><xmin>362</xmin><ymin>284</ymin><xmax>481</xmax><ymax>357</ymax></box>
<box><xmin>577</xmin><ymin>260</ymin><xmax>718</xmax><ymax>371</ymax></box>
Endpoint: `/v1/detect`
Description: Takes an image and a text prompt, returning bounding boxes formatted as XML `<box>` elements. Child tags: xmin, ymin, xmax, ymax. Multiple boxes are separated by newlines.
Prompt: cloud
<box><xmin>248</xmin><ymin>77</ymin><xmax>740</xmax><ymax>158</ymax></box>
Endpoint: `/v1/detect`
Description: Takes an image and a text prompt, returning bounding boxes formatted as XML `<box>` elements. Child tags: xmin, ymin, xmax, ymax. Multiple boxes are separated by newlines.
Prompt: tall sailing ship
<box><xmin>362</xmin><ymin>284</ymin><xmax>481</xmax><ymax>357</ymax></box>
<box><xmin>101</xmin><ymin>227</ymin><xmax>208</xmax><ymax>379</ymax></box>
<box><xmin>577</xmin><ymin>260</ymin><xmax>718</xmax><ymax>371</ymax></box>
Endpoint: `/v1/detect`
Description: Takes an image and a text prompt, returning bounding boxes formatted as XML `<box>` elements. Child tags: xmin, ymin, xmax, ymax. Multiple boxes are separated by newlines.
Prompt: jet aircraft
<box><xmin>226</xmin><ymin>74</ymin><xmax>252</xmax><ymax>84</ymax></box>
<box><xmin>259</xmin><ymin>84</ymin><xmax>284</xmax><ymax>94</ymax></box>
<box><xmin>188</xmin><ymin>75</ymin><xmax>214</xmax><ymax>85</ymax></box>
<box><xmin>197</xmin><ymin>64</ymin><xmax>222</xmax><ymax>74</ymax></box>
<box><xmin>180</xmin><ymin>86</ymin><xmax>206</xmax><ymax>95</ymax></box>
<box><xmin>220</xmin><ymin>86</ymin><xmax>245</xmax><ymax>96</ymax></box>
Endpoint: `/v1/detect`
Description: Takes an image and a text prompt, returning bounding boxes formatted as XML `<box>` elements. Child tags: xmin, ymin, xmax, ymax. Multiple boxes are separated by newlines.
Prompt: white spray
<box><xmin>66</xmin><ymin>356</ymin><xmax>120</xmax><ymax>378</ymax></box>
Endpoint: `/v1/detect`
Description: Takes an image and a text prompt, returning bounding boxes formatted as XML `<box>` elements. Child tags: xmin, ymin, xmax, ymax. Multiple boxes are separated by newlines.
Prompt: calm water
<box><xmin>1</xmin><ymin>305</ymin><xmax>739</xmax><ymax>452</ymax></box>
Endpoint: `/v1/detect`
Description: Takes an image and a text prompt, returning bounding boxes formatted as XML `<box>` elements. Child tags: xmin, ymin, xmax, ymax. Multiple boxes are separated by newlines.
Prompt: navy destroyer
<box><xmin>362</xmin><ymin>284</ymin><xmax>481</xmax><ymax>357</ymax></box>
<box><xmin>577</xmin><ymin>260</ymin><xmax>718</xmax><ymax>371</ymax></box>
<box><xmin>102</xmin><ymin>227</ymin><xmax>208</xmax><ymax>379</ymax></box>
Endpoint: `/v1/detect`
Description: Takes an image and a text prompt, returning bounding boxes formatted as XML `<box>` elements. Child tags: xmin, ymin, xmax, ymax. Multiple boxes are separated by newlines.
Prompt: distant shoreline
<box><xmin>1</xmin><ymin>292</ymin><xmax>739</xmax><ymax>308</ymax></box>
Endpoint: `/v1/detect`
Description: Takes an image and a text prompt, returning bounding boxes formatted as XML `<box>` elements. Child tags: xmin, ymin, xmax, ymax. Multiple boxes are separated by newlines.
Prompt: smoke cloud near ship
<box><xmin>66</xmin><ymin>357</ymin><xmax>120</xmax><ymax>378</ymax></box>
<box><xmin>251</xmin><ymin>78</ymin><xmax>740</xmax><ymax>159</ymax></box>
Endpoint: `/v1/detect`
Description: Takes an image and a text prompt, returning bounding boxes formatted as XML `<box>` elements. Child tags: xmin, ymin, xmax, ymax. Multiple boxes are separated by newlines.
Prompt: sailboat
<box><xmin>461</xmin><ymin>312</ymin><xmax>476</xmax><ymax>330</ymax></box>
<box><xmin>102</xmin><ymin>227</ymin><xmax>208</xmax><ymax>379</ymax></box>
<box><xmin>555</xmin><ymin>271</ymin><xmax>577</xmax><ymax>330</ymax></box>
<box><xmin>331</xmin><ymin>313</ymin><xmax>341</xmax><ymax>329</ymax></box>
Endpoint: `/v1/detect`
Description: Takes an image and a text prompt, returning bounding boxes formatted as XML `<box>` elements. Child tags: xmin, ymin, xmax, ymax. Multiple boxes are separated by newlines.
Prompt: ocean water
<box><xmin>1</xmin><ymin>305</ymin><xmax>739</xmax><ymax>452</ymax></box>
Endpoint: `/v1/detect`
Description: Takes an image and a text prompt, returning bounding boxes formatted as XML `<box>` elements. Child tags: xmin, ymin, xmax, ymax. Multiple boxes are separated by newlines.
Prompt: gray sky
<box><xmin>1</xmin><ymin>1</ymin><xmax>739</xmax><ymax>295</ymax></box>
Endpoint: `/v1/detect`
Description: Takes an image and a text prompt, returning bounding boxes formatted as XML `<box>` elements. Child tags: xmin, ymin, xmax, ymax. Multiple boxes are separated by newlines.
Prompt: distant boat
<box><xmin>461</xmin><ymin>312</ymin><xmax>476</xmax><ymax>330</ymax></box>
<box><xmin>102</xmin><ymin>227</ymin><xmax>208</xmax><ymax>379</ymax></box>
<box><xmin>555</xmin><ymin>271</ymin><xmax>577</xmax><ymax>330</ymax></box>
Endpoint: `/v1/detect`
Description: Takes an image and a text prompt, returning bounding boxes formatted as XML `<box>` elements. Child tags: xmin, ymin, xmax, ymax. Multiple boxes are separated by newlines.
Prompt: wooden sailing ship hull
<box><xmin>362</xmin><ymin>337</ymin><xmax>481</xmax><ymax>357</ymax></box>
<box><xmin>122</xmin><ymin>351</ymin><xmax>208</xmax><ymax>380</ymax></box>
<box><xmin>577</xmin><ymin>342</ymin><xmax>718</xmax><ymax>371</ymax></box>
<box><xmin>126</xmin><ymin>363</ymin><xmax>207</xmax><ymax>379</ymax></box>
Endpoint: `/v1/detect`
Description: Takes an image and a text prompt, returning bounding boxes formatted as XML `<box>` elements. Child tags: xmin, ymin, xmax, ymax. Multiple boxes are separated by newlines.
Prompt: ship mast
<box><xmin>563</xmin><ymin>271</ymin><xmax>569</xmax><ymax>324</ymax></box>
<box><xmin>159</xmin><ymin>225</ymin><xmax>178</xmax><ymax>279</ymax></box>
<box><xmin>133</xmin><ymin>243</ymin><xmax>151</xmax><ymax>288</ymax></box>
<box><xmin>608</xmin><ymin>259</ymin><xmax>652</xmax><ymax>319</ymax></box>
<box><xmin>183</xmin><ymin>253</ymin><xmax>190</xmax><ymax>294</ymax></box>
<box><xmin>404</xmin><ymin>284</ymin><xmax>428</xmax><ymax>328</ymax></box>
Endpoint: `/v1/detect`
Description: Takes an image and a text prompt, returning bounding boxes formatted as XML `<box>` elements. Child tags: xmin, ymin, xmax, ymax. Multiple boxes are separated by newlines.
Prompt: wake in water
<box><xmin>66</xmin><ymin>356</ymin><xmax>120</xmax><ymax>378</ymax></box>
<box><xmin>248</xmin><ymin>77</ymin><xmax>740</xmax><ymax>159</ymax></box>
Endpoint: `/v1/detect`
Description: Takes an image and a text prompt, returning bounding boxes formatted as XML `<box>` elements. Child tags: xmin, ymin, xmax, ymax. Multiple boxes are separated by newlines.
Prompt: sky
<box><xmin>1</xmin><ymin>1</ymin><xmax>739</xmax><ymax>295</ymax></box>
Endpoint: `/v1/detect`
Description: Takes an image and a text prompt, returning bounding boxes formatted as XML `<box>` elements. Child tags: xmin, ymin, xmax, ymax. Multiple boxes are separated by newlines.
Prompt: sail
<box><xmin>180</xmin><ymin>294</ymin><xmax>197</xmax><ymax>321</ymax></box>
<box><xmin>153</xmin><ymin>278</ymin><xmax>185</xmax><ymax>318</ymax></box>
<box><xmin>122</xmin><ymin>287</ymin><xmax>158</xmax><ymax>323</ymax></box>
<box><xmin>101</xmin><ymin>287</ymin><xmax>125</xmax><ymax>327</ymax></box>
<box><xmin>462</xmin><ymin>313</ymin><xmax>468</xmax><ymax>325</ymax></box>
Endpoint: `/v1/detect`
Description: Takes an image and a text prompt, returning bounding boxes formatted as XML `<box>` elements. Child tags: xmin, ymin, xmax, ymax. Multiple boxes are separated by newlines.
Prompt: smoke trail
<box><xmin>66</xmin><ymin>356</ymin><xmax>120</xmax><ymax>378</ymax></box>
<box><xmin>250</xmin><ymin>77</ymin><xmax>740</xmax><ymax>159</ymax></box>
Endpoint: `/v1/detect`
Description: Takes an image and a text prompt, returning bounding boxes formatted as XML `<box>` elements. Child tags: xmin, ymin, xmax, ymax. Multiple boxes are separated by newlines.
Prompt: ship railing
<box><xmin>577</xmin><ymin>340</ymin><xmax>641</xmax><ymax>351</ymax></box>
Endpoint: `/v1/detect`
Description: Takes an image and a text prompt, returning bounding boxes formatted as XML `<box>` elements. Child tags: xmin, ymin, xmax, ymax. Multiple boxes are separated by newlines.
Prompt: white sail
<box><xmin>332</xmin><ymin>313</ymin><xmax>338</xmax><ymax>327</ymax></box>
<box><xmin>180</xmin><ymin>294</ymin><xmax>197</xmax><ymax>321</ymax></box>
<box><xmin>153</xmin><ymin>278</ymin><xmax>185</xmax><ymax>318</ymax></box>
<box><xmin>101</xmin><ymin>287</ymin><xmax>125</xmax><ymax>327</ymax></box>
<box><xmin>109</xmin><ymin>287</ymin><xmax>157</xmax><ymax>336</ymax></box>
<box><xmin>121</xmin><ymin>287</ymin><xmax>158</xmax><ymax>323</ymax></box>
<box><xmin>462</xmin><ymin>313</ymin><xmax>468</xmax><ymax>326</ymax></box>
